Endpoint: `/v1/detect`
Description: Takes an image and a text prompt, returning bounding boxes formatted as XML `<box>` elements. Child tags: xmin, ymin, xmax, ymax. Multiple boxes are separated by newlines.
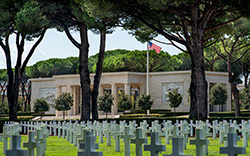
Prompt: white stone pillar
<box><xmin>56</xmin><ymin>86</ymin><xmax>61</xmax><ymax>98</ymax></box>
<box><xmin>139</xmin><ymin>84</ymin><xmax>145</xmax><ymax>96</ymax></box>
<box><xmin>74</xmin><ymin>86</ymin><xmax>80</xmax><ymax>115</ymax></box>
<box><xmin>56</xmin><ymin>86</ymin><xmax>62</xmax><ymax>116</ymax></box>
<box><xmin>67</xmin><ymin>85</ymin><xmax>73</xmax><ymax>116</ymax></box>
<box><xmin>111</xmin><ymin>83</ymin><xmax>118</xmax><ymax>115</ymax></box>
<box><xmin>99</xmin><ymin>85</ymin><xmax>104</xmax><ymax>96</ymax></box>
<box><xmin>124</xmin><ymin>83</ymin><xmax>131</xmax><ymax>97</ymax></box>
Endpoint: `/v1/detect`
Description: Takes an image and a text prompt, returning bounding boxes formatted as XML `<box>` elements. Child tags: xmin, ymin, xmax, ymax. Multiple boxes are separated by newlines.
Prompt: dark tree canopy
<box><xmin>99</xmin><ymin>0</ymin><xmax>250</xmax><ymax>119</ymax></box>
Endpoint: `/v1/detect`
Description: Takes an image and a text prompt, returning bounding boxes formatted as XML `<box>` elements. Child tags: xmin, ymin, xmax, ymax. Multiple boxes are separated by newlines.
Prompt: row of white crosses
<box><xmin>2</xmin><ymin>119</ymin><xmax>250</xmax><ymax>156</ymax></box>
<box><xmin>0</xmin><ymin>122</ymin><xmax>49</xmax><ymax>156</ymax></box>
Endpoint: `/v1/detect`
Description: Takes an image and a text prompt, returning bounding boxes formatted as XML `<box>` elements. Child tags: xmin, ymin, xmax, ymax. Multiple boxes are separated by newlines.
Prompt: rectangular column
<box><xmin>111</xmin><ymin>83</ymin><xmax>118</xmax><ymax>115</ymax></box>
<box><xmin>99</xmin><ymin>85</ymin><xmax>104</xmax><ymax>96</ymax></box>
<box><xmin>124</xmin><ymin>83</ymin><xmax>131</xmax><ymax>97</ymax></box>
<box><xmin>67</xmin><ymin>85</ymin><xmax>73</xmax><ymax>116</ymax></box>
<box><xmin>56</xmin><ymin>86</ymin><xmax>62</xmax><ymax>116</ymax></box>
<box><xmin>139</xmin><ymin>84</ymin><xmax>145</xmax><ymax>96</ymax></box>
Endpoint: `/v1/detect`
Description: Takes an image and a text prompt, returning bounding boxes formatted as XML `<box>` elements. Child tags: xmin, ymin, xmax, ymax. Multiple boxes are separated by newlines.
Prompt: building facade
<box><xmin>30</xmin><ymin>71</ymin><xmax>231</xmax><ymax>116</ymax></box>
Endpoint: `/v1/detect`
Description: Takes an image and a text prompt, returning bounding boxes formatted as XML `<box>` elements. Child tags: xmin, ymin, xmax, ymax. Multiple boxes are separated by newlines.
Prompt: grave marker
<box><xmin>121</xmin><ymin>126</ymin><xmax>133</xmax><ymax>156</ymax></box>
<box><xmin>144</xmin><ymin>132</ymin><xmax>166</xmax><ymax>156</ymax></box>
<box><xmin>23</xmin><ymin>131</ymin><xmax>38</xmax><ymax>156</ymax></box>
<box><xmin>131</xmin><ymin>128</ymin><xmax>146</xmax><ymax>156</ymax></box>
<box><xmin>78</xmin><ymin>133</ymin><xmax>103</xmax><ymax>156</ymax></box>
<box><xmin>6</xmin><ymin>135</ymin><xmax>28</xmax><ymax>156</ymax></box>
<box><xmin>112</xmin><ymin>124</ymin><xmax>122</xmax><ymax>152</ymax></box>
<box><xmin>190</xmin><ymin>128</ymin><xmax>209</xmax><ymax>156</ymax></box>
<box><xmin>0</xmin><ymin>126</ymin><xmax>10</xmax><ymax>154</ymax></box>
<box><xmin>220</xmin><ymin>132</ymin><xmax>246</xmax><ymax>156</ymax></box>
<box><xmin>163</xmin><ymin>137</ymin><xmax>192</xmax><ymax>156</ymax></box>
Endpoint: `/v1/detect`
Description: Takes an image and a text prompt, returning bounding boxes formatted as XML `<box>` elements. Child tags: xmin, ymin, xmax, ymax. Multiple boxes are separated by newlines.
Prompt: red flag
<box><xmin>148</xmin><ymin>41</ymin><xmax>161</xmax><ymax>54</ymax></box>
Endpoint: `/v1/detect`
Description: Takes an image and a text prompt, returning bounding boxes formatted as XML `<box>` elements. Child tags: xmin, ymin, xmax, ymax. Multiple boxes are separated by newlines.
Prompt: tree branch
<box><xmin>212</xmin><ymin>45</ymin><xmax>227</xmax><ymax>62</ymax></box>
<box><xmin>220</xmin><ymin>38</ymin><xmax>230</xmax><ymax>55</ymax></box>
<box><xmin>124</xmin><ymin>9</ymin><xmax>187</xmax><ymax>46</ymax></box>
<box><xmin>199</xmin><ymin>0</ymin><xmax>218</xmax><ymax>30</ymax></box>
<box><xmin>21</xmin><ymin>28</ymin><xmax>47</xmax><ymax>75</ymax></box>
<box><xmin>16</xmin><ymin>34</ymin><xmax>26</xmax><ymax>68</ymax></box>
<box><xmin>205</xmin><ymin>15</ymin><xmax>243</xmax><ymax>32</ymax></box>
<box><xmin>169</xmin><ymin>40</ymin><xmax>188</xmax><ymax>53</ymax></box>
<box><xmin>232</xmin><ymin>47</ymin><xmax>250</xmax><ymax>64</ymax></box>
<box><xmin>152</xmin><ymin>39</ymin><xmax>172</xmax><ymax>45</ymax></box>
<box><xmin>62</xmin><ymin>24</ymin><xmax>81</xmax><ymax>49</ymax></box>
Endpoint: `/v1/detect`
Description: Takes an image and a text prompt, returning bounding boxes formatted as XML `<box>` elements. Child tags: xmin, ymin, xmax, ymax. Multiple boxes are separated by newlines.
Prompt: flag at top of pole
<box><xmin>148</xmin><ymin>41</ymin><xmax>161</xmax><ymax>54</ymax></box>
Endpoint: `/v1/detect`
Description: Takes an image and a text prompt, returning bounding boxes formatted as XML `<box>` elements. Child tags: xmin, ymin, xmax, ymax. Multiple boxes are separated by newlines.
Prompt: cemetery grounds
<box><xmin>1</xmin><ymin>131</ymin><xmax>250</xmax><ymax>156</ymax></box>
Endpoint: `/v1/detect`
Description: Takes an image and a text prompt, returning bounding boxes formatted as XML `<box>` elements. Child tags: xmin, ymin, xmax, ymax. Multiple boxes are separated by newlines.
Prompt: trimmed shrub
<box><xmin>55</xmin><ymin>92</ymin><xmax>74</xmax><ymax>120</ymax></box>
<box><xmin>98</xmin><ymin>93</ymin><xmax>113</xmax><ymax>118</ymax></box>
<box><xmin>33</xmin><ymin>98</ymin><xmax>49</xmax><ymax>120</ymax></box>
<box><xmin>168</xmin><ymin>88</ymin><xmax>182</xmax><ymax>115</ymax></box>
<box><xmin>118</xmin><ymin>92</ymin><xmax>132</xmax><ymax>111</ymax></box>
<box><xmin>210</xmin><ymin>84</ymin><xmax>227</xmax><ymax>112</ymax></box>
<box><xmin>136</xmin><ymin>94</ymin><xmax>153</xmax><ymax>113</ymax></box>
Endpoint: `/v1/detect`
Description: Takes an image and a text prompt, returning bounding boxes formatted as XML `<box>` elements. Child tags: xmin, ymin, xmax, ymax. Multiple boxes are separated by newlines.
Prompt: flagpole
<box><xmin>146</xmin><ymin>42</ymin><xmax>149</xmax><ymax>95</ymax></box>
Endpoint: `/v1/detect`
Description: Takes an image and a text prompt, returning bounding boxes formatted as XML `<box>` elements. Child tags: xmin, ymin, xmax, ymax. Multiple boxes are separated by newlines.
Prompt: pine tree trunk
<box><xmin>188</xmin><ymin>42</ymin><xmax>208</xmax><ymax>120</ymax></box>
<box><xmin>79</xmin><ymin>23</ymin><xmax>91</xmax><ymax>121</ymax></box>
<box><xmin>8</xmin><ymin>75</ymin><xmax>20</xmax><ymax>121</ymax></box>
<box><xmin>92</xmin><ymin>30</ymin><xmax>106</xmax><ymax>120</ymax></box>
<box><xmin>231</xmin><ymin>83</ymin><xmax>240</xmax><ymax>117</ymax></box>
<box><xmin>227</xmin><ymin>59</ymin><xmax>241</xmax><ymax>117</ymax></box>
<box><xmin>184</xmin><ymin>4</ymin><xmax>208</xmax><ymax>120</ymax></box>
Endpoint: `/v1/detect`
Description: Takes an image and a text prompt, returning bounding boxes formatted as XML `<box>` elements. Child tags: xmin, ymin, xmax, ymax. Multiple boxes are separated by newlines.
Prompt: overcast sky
<box><xmin>0</xmin><ymin>28</ymin><xmax>184</xmax><ymax>69</ymax></box>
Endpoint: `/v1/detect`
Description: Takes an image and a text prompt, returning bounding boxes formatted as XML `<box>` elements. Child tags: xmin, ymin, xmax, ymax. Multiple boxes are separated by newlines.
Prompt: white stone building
<box><xmin>30</xmin><ymin>71</ymin><xmax>231</xmax><ymax>116</ymax></box>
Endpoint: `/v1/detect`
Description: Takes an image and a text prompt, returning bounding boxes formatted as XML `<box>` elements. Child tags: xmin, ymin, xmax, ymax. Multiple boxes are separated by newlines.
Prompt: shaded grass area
<box><xmin>0</xmin><ymin>135</ymin><xmax>250</xmax><ymax>156</ymax></box>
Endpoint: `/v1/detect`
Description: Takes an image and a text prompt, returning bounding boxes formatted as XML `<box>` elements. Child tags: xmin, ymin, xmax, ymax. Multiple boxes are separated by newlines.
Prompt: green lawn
<box><xmin>0</xmin><ymin>135</ymin><xmax>250</xmax><ymax>156</ymax></box>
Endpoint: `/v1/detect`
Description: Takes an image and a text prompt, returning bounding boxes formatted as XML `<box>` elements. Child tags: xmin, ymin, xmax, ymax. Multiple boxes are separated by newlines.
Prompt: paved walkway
<box><xmin>32</xmin><ymin>114</ymin><xmax>120</xmax><ymax>120</ymax></box>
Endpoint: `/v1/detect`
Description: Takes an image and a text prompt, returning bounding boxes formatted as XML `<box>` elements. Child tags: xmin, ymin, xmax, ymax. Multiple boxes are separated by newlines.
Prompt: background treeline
<box><xmin>0</xmin><ymin>49</ymin><xmax>228</xmax><ymax>79</ymax></box>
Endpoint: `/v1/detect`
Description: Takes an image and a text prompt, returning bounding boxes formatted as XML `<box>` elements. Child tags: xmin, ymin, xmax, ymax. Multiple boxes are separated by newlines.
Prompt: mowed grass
<box><xmin>0</xmin><ymin>135</ymin><xmax>250</xmax><ymax>156</ymax></box>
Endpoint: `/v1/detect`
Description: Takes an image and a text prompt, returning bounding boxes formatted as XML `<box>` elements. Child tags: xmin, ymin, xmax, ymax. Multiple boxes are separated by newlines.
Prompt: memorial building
<box><xmin>30</xmin><ymin>71</ymin><xmax>231</xmax><ymax>116</ymax></box>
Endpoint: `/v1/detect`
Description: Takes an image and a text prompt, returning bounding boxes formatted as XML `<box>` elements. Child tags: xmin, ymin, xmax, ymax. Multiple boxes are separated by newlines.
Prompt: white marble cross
<box><xmin>57</xmin><ymin>122</ymin><xmax>62</xmax><ymax>138</ymax></box>
<box><xmin>239</xmin><ymin>121</ymin><xmax>249</xmax><ymax>147</ymax></box>
<box><xmin>220</xmin><ymin>132</ymin><xmax>246</xmax><ymax>156</ymax></box>
<box><xmin>162</xmin><ymin>121</ymin><xmax>172</xmax><ymax>145</ymax></box>
<box><xmin>105</xmin><ymin>123</ymin><xmax>112</xmax><ymax>146</ymax></box>
<box><xmin>78</xmin><ymin>133</ymin><xmax>103</xmax><ymax>156</ymax></box>
<box><xmin>180</xmin><ymin>123</ymin><xmax>189</xmax><ymax>149</ymax></box>
<box><xmin>211</xmin><ymin>120</ymin><xmax>217</xmax><ymax>139</ymax></box>
<box><xmin>144</xmin><ymin>132</ymin><xmax>166</xmax><ymax>156</ymax></box>
<box><xmin>35</xmin><ymin>129</ymin><xmax>44</xmax><ymax>156</ymax></box>
<box><xmin>79</xmin><ymin>131</ymin><xmax>99</xmax><ymax>151</ymax></box>
<box><xmin>190</xmin><ymin>128</ymin><xmax>209</xmax><ymax>156</ymax></box>
<box><xmin>23</xmin><ymin>131</ymin><xmax>38</xmax><ymax>156</ymax></box>
<box><xmin>0</xmin><ymin>126</ymin><xmax>10</xmax><ymax>154</ymax></box>
<box><xmin>163</xmin><ymin>137</ymin><xmax>192</xmax><ymax>156</ymax></box>
<box><xmin>6</xmin><ymin>135</ymin><xmax>28</xmax><ymax>156</ymax></box>
<box><xmin>112</xmin><ymin>124</ymin><xmax>122</xmax><ymax>152</ymax></box>
<box><xmin>97</xmin><ymin>123</ymin><xmax>104</xmax><ymax>143</ymax></box>
<box><xmin>202</xmin><ymin>124</ymin><xmax>212</xmax><ymax>155</ymax></box>
<box><xmin>169</xmin><ymin>125</ymin><xmax>180</xmax><ymax>141</ymax></box>
<box><xmin>121</xmin><ymin>126</ymin><xmax>133</xmax><ymax>156</ymax></box>
<box><xmin>131</xmin><ymin>128</ymin><xmax>147</xmax><ymax>156</ymax></box>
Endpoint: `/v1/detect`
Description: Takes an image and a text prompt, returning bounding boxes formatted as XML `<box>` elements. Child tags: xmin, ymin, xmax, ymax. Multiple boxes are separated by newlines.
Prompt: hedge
<box><xmin>121</xmin><ymin>112</ymin><xmax>189</xmax><ymax>118</ymax></box>
<box><xmin>209</xmin><ymin>111</ymin><xmax>250</xmax><ymax>117</ymax></box>
<box><xmin>0</xmin><ymin>112</ymin><xmax>55</xmax><ymax>117</ymax></box>
<box><xmin>124</xmin><ymin>109</ymin><xmax>171</xmax><ymax>114</ymax></box>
